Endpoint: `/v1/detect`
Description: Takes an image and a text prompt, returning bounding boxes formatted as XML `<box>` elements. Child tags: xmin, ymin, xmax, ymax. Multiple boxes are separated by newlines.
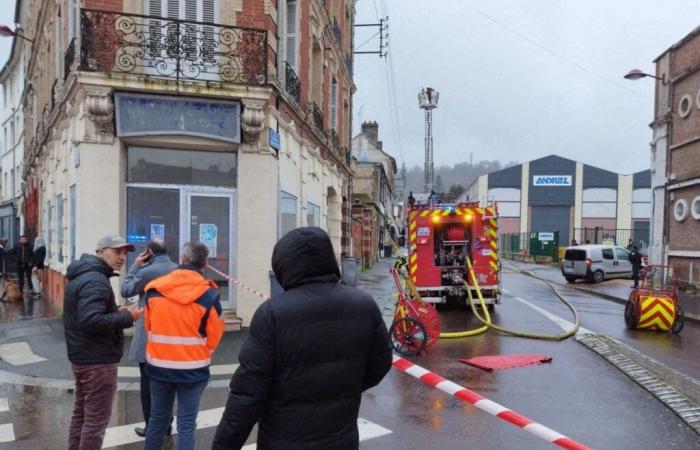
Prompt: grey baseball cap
<box><xmin>96</xmin><ymin>234</ymin><xmax>135</xmax><ymax>252</ymax></box>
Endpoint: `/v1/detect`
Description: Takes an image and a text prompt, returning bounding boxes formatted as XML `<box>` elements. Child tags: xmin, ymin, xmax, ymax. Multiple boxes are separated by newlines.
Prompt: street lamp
<box><xmin>0</xmin><ymin>25</ymin><xmax>34</xmax><ymax>43</ymax></box>
<box><xmin>624</xmin><ymin>69</ymin><xmax>666</xmax><ymax>84</ymax></box>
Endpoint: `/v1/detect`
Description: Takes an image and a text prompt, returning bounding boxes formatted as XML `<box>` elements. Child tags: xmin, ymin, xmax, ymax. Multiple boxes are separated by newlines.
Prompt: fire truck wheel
<box><xmin>624</xmin><ymin>300</ymin><xmax>638</xmax><ymax>329</ymax></box>
<box><xmin>592</xmin><ymin>270</ymin><xmax>605</xmax><ymax>284</ymax></box>
<box><xmin>671</xmin><ymin>306</ymin><xmax>685</xmax><ymax>334</ymax></box>
<box><xmin>390</xmin><ymin>317</ymin><xmax>427</xmax><ymax>356</ymax></box>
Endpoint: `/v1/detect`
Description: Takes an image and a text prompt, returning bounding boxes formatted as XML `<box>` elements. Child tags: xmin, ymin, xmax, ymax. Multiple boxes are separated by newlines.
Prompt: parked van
<box><xmin>561</xmin><ymin>245</ymin><xmax>633</xmax><ymax>283</ymax></box>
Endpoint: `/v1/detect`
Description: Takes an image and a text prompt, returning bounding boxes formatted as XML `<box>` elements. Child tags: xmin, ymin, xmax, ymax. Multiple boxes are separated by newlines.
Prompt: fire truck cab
<box><xmin>407</xmin><ymin>199</ymin><xmax>501</xmax><ymax>307</ymax></box>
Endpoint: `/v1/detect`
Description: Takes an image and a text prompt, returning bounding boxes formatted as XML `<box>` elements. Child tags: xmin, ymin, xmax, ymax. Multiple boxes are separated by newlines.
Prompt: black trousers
<box><xmin>139</xmin><ymin>363</ymin><xmax>151</xmax><ymax>425</ymax></box>
<box><xmin>17</xmin><ymin>266</ymin><xmax>33</xmax><ymax>292</ymax></box>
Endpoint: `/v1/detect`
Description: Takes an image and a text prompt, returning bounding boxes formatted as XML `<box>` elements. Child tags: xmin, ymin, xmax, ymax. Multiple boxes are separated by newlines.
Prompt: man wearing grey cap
<box><xmin>63</xmin><ymin>234</ymin><xmax>143</xmax><ymax>450</ymax></box>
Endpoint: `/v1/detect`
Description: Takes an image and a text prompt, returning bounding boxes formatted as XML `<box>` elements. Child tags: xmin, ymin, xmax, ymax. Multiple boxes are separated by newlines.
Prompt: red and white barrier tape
<box><xmin>205</xmin><ymin>265</ymin><xmax>270</xmax><ymax>301</ymax></box>
<box><xmin>392</xmin><ymin>355</ymin><xmax>591</xmax><ymax>450</ymax></box>
<box><xmin>205</xmin><ymin>267</ymin><xmax>591</xmax><ymax>449</ymax></box>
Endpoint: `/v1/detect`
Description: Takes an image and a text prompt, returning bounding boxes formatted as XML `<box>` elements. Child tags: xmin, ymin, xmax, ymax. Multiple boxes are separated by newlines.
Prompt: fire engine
<box><xmin>406</xmin><ymin>198</ymin><xmax>501</xmax><ymax>307</ymax></box>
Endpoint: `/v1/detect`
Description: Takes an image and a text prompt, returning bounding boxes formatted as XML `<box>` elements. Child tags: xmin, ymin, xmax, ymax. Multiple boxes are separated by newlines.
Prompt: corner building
<box><xmin>18</xmin><ymin>0</ymin><xmax>355</xmax><ymax>326</ymax></box>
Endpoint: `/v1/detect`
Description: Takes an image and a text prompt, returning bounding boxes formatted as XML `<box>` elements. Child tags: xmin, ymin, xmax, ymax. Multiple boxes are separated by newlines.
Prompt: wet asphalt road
<box><xmin>0</xmin><ymin>261</ymin><xmax>699</xmax><ymax>449</ymax></box>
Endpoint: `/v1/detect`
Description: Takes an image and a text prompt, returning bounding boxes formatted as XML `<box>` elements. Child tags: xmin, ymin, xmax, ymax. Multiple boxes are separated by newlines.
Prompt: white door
<box><xmin>183</xmin><ymin>190</ymin><xmax>236</xmax><ymax>309</ymax></box>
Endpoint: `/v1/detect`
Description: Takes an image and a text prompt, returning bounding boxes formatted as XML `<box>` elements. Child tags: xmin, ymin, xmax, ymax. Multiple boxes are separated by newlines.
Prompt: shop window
<box><xmin>279</xmin><ymin>191</ymin><xmax>297</xmax><ymax>238</ymax></box>
<box><xmin>307</xmin><ymin>202</ymin><xmax>320</xmax><ymax>227</ymax></box>
<box><xmin>57</xmin><ymin>193</ymin><xmax>64</xmax><ymax>263</ymax></box>
<box><xmin>69</xmin><ymin>185</ymin><xmax>76</xmax><ymax>262</ymax></box>
<box><xmin>127</xmin><ymin>147</ymin><xmax>237</xmax><ymax>187</ymax></box>
<box><xmin>126</xmin><ymin>187</ymin><xmax>181</xmax><ymax>267</ymax></box>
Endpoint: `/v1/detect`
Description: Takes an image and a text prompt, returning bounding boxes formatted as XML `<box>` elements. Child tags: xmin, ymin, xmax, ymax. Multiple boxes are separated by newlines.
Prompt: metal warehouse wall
<box><xmin>583</xmin><ymin>165</ymin><xmax>618</xmax><ymax>188</ymax></box>
<box><xmin>528</xmin><ymin>155</ymin><xmax>576</xmax><ymax>205</ymax></box>
<box><xmin>488</xmin><ymin>164</ymin><xmax>522</xmax><ymax>188</ymax></box>
<box><xmin>633</xmin><ymin>170</ymin><xmax>651</xmax><ymax>189</ymax></box>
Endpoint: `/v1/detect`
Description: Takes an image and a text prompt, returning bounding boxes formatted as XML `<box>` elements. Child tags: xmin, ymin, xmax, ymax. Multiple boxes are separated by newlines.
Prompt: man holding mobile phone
<box><xmin>121</xmin><ymin>239</ymin><xmax>178</xmax><ymax>437</ymax></box>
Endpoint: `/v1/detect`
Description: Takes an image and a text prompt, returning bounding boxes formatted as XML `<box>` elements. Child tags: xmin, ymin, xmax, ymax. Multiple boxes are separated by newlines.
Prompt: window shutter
<box><xmin>146</xmin><ymin>0</ymin><xmax>164</xmax><ymax>57</ymax></box>
<box><xmin>286</xmin><ymin>1</ymin><xmax>298</xmax><ymax>70</ymax></box>
<box><xmin>330</xmin><ymin>78</ymin><xmax>338</xmax><ymax>130</ymax></box>
<box><xmin>201</xmin><ymin>0</ymin><xmax>216</xmax><ymax>62</ymax></box>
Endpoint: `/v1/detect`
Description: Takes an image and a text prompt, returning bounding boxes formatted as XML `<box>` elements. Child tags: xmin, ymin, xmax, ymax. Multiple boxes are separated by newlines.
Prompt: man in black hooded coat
<box><xmin>212</xmin><ymin>227</ymin><xmax>392</xmax><ymax>450</ymax></box>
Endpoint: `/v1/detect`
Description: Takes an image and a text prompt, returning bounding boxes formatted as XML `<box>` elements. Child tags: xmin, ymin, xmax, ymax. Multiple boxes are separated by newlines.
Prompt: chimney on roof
<box><xmin>361</xmin><ymin>121</ymin><xmax>382</xmax><ymax>149</ymax></box>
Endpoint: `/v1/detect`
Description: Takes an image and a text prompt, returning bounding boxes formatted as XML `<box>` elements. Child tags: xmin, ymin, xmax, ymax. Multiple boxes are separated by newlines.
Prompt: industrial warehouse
<box><xmin>463</xmin><ymin>155</ymin><xmax>651</xmax><ymax>249</ymax></box>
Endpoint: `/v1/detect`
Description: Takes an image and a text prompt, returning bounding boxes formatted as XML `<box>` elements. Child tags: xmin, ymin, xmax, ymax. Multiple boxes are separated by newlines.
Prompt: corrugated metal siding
<box><xmin>488</xmin><ymin>164</ymin><xmax>522</xmax><ymax>188</ymax></box>
<box><xmin>633</xmin><ymin>170</ymin><xmax>651</xmax><ymax>188</ymax></box>
<box><xmin>528</xmin><ymin>155</ymin><xmax>576</xmax><ymax>206</ymax></box>
<box><xmin>583</xmin><ymin>165</ymin><xmax>618</xmax><ymax>188</ymax></box>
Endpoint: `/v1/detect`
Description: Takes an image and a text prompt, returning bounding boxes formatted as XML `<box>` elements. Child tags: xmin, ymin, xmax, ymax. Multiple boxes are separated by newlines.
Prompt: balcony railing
<box><xmin>64</xmin><ymin>38</ymin><xmax>76</xmax><ymax>80</ymax></box>
<box><xmin>328</xmin><ymin>128</ymin><xmax>339</xmax><ymax>150</ymax></box>
<box><xmin>285</xmin><ymin>62</ymin><xmax>301</xmax><ymax>104</ymax></box>
<box><xmin>311</xmin><ymin>102</ymin><xmax>323</xmax><ymax>131</ymax></box>
<box><xmin>79</xmin><ymin>9</ymin><xmax>267</xmax><ymax>85</ymax></box>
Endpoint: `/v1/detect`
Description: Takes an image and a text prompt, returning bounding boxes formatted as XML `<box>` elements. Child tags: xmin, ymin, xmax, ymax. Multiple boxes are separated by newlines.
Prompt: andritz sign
<box><xmin>533</xmin><ymin>175</ymin><xmax>572</xmax><ymax>186</ymax></box>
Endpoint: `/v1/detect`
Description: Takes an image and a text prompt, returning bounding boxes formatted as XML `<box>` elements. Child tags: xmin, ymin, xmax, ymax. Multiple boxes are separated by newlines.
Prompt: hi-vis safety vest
<box><xmin>144</xmin><ymin>267</ymin><xmax>224</xmax><ymax>379</ymax></box>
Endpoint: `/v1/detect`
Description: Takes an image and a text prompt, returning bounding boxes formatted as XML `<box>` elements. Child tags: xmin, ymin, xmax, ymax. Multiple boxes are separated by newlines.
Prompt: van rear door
<box><xmin>563</xmin><ymin>248</ymin><xmax>587</xmax><ymax>276</ymax></box>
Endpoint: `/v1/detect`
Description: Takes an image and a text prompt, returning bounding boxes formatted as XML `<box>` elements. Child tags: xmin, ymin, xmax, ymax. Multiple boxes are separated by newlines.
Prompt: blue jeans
<box><xmin>144</xmin><ymin>378</ymin><xmax>208</xmax><ymax>450</ymax></box>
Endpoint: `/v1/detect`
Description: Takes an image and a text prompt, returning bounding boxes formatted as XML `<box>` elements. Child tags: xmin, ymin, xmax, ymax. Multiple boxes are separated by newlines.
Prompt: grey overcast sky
<box><xmin>1</xmin><ymin>1</ymin><xmax>699</xmax><ymax>174</ymax></box>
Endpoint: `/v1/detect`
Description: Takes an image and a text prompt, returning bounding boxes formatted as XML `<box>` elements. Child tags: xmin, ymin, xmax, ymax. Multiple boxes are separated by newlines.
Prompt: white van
<box><xmin>561</xmin><ymin>245</ymin><xmax>633</xmax><ymax>283</ymax></box>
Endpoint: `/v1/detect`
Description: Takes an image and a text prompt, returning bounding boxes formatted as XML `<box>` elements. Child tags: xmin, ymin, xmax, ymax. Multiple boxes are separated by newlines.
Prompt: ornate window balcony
<box><xmin>311</xmin><ymin>102</ymin><xmax>324</xmax><ymax>131</ymax></box>
<box><xmin>78</xmin><ymin>9</ymin><xmax>267</xmax><ymax>86</ymax></box>
<box><xmin>285</xmin><ymin>62</ymin><xmax>301</xmax><ymax>104</ymax></box>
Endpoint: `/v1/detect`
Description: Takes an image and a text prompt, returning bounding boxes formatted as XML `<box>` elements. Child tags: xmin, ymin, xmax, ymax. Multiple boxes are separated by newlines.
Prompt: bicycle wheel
<box><xmin>390</xmin><ymin>317</ymin><xmax>428</xmax><ymax>356</ymax></box>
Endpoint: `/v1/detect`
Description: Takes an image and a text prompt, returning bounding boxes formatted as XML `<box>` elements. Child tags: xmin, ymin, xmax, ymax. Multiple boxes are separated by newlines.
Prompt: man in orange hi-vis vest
<box><xmin>143</xmin><ymin>241</ymin><xmax>224</xmax><ymax>450</ymax></box>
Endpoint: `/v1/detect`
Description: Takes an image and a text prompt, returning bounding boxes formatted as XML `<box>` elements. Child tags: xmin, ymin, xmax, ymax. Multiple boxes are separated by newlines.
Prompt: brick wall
<box><xmin>84</xmin><ymin>0</ymin><xmax>123</xmax><ymax>12</ymax></box>
<box><xmin>668</xmin><ymin>184</ymin><xmax>700</xmax><ymax>252</ymax></box>
<box><xmin>39</xmin><ymin>267</ymin><xmax>67</xmax><ymax>311</ymax></box>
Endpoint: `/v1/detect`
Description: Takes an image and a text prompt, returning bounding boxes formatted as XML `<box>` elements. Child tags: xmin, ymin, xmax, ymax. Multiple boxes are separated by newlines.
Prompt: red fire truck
<box><xmin>406</xmin><ymin>200</ymin><xmax>501</xmax><ymax>307</ymax></box>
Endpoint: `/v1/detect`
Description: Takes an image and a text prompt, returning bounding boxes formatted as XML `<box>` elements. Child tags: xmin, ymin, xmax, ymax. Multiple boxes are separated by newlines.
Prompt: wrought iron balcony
<box><xmin>332</xmin><ymin>17</ymin><xmax>341</xmax><ymax>44</ymax></box>
<box><xmin>64</xmin><ymin>38</ymin><xmax>76</xmax><ymax>80</ymax></box>
<box><xmin>328</xmin><ymin>128</ymin><xmax>339</xmax><ymax>150</ymax></box>
<box><xmin>285</xmin><ymin>62</ymin><xmax>301</xmax><ymax>104</ymax></box>
<box><xmin>311</xmin><ymin>102</ymin><xmax>323</xmax><ymax>131</ymax></box>
<box><xmin>79</xmin><ymin>9</ymin><xmax>267</xmax><ymax>85</ymax></box>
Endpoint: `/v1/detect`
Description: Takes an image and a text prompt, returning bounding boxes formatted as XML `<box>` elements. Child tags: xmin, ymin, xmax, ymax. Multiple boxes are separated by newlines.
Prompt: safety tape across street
<box><xmin>205</xmin><ymin>265</ymin><xmax>270</xmax><ymax>301</ymax></box>
<box><xmin>392</xmin><ymin>355</ymin><xmax>592</xmax><ymax>450</ymax></box>
<box><xmin>205</xmin><ymin>267</ymin><xmax>591</xmax><ymax>449</ymax></box>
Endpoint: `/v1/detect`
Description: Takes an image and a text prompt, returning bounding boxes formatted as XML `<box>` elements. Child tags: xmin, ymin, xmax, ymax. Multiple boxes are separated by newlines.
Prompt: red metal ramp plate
<box><xmin>459</xmin><ymin>354</ymin><xmax>553</xmax><ymax>372</ymax></box>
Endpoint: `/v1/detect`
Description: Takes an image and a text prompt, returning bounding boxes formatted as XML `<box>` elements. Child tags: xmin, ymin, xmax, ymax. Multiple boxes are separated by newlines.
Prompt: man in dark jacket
<box><xmin>121</xmin><ymin>239</ymin><xmax>178</xmax><ymax>438</ymax></box>
<box><xmin>64</xmin><ymin>234</ymin><xmax>143</xmax><ymax>450</ymax></box>
<box><xmin>630</xmin><ymin>246</ymin><xmax>644</xmax><ymax>288</ymax></box>
<box><xmin>212</xmin><ymin>227</ymin><xmax>392</xmax><ymax>450</ymax></box>
<box><xmin>12</xmin><ymin>235</ymin><xmax>34</xmax><ymax>294</ymax></box>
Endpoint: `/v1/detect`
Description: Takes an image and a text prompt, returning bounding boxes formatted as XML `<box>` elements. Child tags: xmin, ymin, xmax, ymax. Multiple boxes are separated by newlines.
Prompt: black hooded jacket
<box><xmin>63</xmin><ymin>254</ymin><xmax>134</xmax><ymax>364</ymax></box>
<box><xmin>212</xmin><ymin>227</ymin><xmax>392</xmax><ymax>450</ymax></box>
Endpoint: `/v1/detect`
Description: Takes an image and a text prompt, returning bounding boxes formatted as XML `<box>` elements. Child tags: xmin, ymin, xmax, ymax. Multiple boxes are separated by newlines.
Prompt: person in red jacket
<box><xmin>143</xmin><ymin>242</ymin><xmax>223</xmax><ymax>450</ymax></box>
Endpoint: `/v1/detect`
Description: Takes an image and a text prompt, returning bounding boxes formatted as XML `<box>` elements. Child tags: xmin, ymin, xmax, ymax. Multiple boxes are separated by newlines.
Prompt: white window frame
<box><xmin>57</xmin><ymin>193</ymin><xmax>64</xmax><ymax>263</ymax></box>
<box><xmin>330</xmin><ymin>77</ymin><xmax>338</xmax><ymax>130</ymax></box>
<box><xmin>279</xmin><ymin>190</ymin><xmax>298</xmax><ymax>238</ymax></box>
<box><xmin>69</xmin><ymin>184</ymin><xmax>77</xmax><ymax>262</ymax></box>
<box><xmin>306</xmin><ymin>201</ymin><xmax>320</xmax><ymax>227</ymax></box>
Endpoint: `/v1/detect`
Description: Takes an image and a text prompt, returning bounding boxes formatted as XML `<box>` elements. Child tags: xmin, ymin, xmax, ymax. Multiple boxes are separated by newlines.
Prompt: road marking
<box><xmin>103</xmin><ymin>408</ymin><xmax>390</xmax><ymax>448</ymax></box>
<box><xmin>0</xmin><ymin>398</ymin><xmax>7</xmax><ymax>413</ymax></box>
<box><xmin>0</xmin><ymin>342</ymin><xmax>47</xmax><ymax>365</ymax></box>
<box><xmin>118</xmin><ymin>364</ymin><xmax>240</xmax><ymax>378</ymax></box>
<box><xmin>0</xmin><ymin>423</ymin><xmax>14</xmax><ymax>443</ymax></box>
<box><xmin>513</xmin><ymin>296</ymin><xmax>593</xmax><ymax>335</ymax></box>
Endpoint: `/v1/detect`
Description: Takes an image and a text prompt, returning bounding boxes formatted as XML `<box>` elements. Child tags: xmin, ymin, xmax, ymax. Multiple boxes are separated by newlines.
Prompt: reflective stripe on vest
<box><xmin>146</xmin><ymin>354</ymin><xmax>211</xmax><ymax>370</ymax></box>
<box><xmin>148</xmin><ymin>333</ymin><xmax>207</xmax><ymax>346</ymax></box>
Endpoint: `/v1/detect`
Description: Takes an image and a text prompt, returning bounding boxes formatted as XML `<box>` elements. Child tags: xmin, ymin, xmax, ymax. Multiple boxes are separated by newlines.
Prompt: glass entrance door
<box><xmin>184</xmin><ymin>191</ymin><xmax>236</xmax><ymax>309</ymax></box>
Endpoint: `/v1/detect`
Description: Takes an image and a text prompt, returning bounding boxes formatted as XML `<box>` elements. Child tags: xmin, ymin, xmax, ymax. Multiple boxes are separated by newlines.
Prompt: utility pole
<box><xmin>418</xmin><ymin>87</ymin><xmax>439</xmax><ymax>193</ymax></box>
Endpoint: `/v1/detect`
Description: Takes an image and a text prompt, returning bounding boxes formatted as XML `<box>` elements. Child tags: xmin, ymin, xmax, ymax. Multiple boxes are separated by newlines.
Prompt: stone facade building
<box><xmin>14</xmin><ymin>0</ymin><xmax>355</xmax><ymax>326</ymax></box>
<box><xmin>650</xmin><ymin>26</ymin><xmax>700</xmax><ymax>288</ymax></box>
<box><xmin>351</xmin><ymin>121</ymin><xmax>397</xmax><ymax>267</ymax></box>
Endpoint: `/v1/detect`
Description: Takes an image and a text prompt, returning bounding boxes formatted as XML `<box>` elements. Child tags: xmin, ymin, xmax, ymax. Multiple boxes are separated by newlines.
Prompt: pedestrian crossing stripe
<box><xmin>102</xmin><ymin>411</ymin><xmax>391</xmax><ymax>448</ymax></box>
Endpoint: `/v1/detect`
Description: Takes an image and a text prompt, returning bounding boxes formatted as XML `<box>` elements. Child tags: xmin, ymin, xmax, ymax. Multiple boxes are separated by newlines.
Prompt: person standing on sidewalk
<box><xmin>144</xmin><ymin>242</ymin><xmax>224</xmax><ymax>450</ymax></box>
<box><xmin>121</xmin><ymin>239</ymin><xmax>177</xmax><ymax>438</ymax></box>
<box><xmin>212</xmin><ymin>227</ymin><xmax>392</xmax><ymax>450</ymax></box>
<box><xmin>630</xmin><ymin>246</ymin><xmax>644</xmax><ymax>288</ymax></box>
<box><xmin>64</xmin><ymin>235</ymin><xmax>143</xmax><ymax>450</ymax></box>
<box><xmin>31</xmin><ymin>235</ymin><xmax>46</xmax><ymax>297</ymax></box>
<box><xmin>11</xmin><ymin>235</ymin><xmax>34</xmax><ymax>295</ymax></box>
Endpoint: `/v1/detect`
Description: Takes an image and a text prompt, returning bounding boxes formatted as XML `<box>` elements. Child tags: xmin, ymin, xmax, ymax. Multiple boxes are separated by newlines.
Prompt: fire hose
<box><xmin>400</xmin><ymin>257</ymin><xmax>580</xmax><ymax>341</ymax></box>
